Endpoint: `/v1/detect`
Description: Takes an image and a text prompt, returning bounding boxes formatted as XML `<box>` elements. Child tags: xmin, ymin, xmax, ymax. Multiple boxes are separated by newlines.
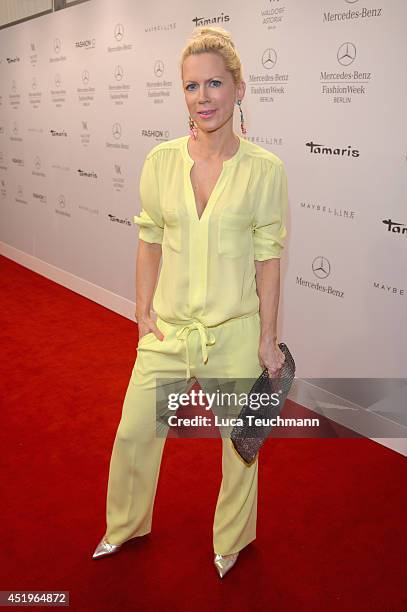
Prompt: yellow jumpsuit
<box><xmin>104</xmin><ymin>134</ymin><xmax>288</xmax><ymax>555</ymax></box>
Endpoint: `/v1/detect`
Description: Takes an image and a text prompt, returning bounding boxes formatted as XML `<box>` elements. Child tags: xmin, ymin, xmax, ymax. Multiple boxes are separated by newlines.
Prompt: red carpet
<box><xmin>0</xmin><ymin>254</ymin><xmax>406</xmax><ymax>611</ymax></box>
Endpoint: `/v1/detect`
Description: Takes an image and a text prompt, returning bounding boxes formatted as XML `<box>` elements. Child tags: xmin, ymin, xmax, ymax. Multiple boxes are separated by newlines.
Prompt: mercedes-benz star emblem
<box><xmin>114</xmin><ymin>24</ymin><xmax>124</xmax><ymax>42</ymax></box>
<box><xmin>114</xmin><ymin>65</ymin><xmax>124</xmax><ymax>81</ymax></box>
<box><xmin>262</xmin><ymin>48</ymin><xmax>277</xmax><ymax>70</ymax></box>
<box><xmin>312</xmin><ymin>256</ymin><xmax>331</xmax><ymax>279</ymax></box>
<box><xmin>337</xmin><ymin>42</ymin><xmax>356</xmax><ymax>66</ymax></box>
<box><xmin>112</xmin><ymin>123</ymin><xmax>122</xmax><ymax>140</ymax></box>
<box><xmin>154</xmin><ymin>60</ymin><xmax>164</xmax><ymax>77</ymax></box>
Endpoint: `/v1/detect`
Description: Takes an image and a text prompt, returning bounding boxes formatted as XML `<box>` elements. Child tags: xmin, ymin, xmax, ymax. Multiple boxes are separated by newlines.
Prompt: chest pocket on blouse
<box><xmin>218</xmin><ymin>211</ymin><xmax>252</xmax><ymax>258</ymax></box>
<box><xmin>163</xmin><ymin>208</ymin><xmax>181</xmax><ymax>253</ymax></box>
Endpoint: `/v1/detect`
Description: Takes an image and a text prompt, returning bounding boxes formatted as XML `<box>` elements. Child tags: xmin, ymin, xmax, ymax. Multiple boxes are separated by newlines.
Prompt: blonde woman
<box><xmin>92</xmin><ymin>26</ymin><xmax>288</xmax><ymax>578</ymax></box>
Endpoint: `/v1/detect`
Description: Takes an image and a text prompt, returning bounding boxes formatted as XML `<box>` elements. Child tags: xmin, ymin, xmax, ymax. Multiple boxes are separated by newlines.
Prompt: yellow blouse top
<box><xmin>134</xmin><ymin>134</ymin><xmax>288</xmax><ymax>330</ymax></box>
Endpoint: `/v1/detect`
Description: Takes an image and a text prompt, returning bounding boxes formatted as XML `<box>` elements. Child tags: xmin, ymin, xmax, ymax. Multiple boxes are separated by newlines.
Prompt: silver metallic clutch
<box><xmin>230</xmin><ymin>343</ymin><xmax>296</xmax><ymax>464</ymax></box>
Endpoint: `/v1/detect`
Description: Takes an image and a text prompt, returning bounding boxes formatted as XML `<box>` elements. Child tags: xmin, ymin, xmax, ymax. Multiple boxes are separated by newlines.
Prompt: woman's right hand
<box><xmin>137</xmin><ymin>316</ymin><xmax>165</xmax><ymax>342</ymax></box>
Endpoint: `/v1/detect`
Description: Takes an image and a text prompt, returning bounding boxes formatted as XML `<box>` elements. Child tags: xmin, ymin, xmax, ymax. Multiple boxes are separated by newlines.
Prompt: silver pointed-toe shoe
<box><xmin>214</xmin><ymin>552</ymin><xmax>239</xmax><ymax>578</ymax></box>
<box><xmin>92</xmin><ymin>537</ymin><xmax>122</xmax><ymax>560</ymax></box>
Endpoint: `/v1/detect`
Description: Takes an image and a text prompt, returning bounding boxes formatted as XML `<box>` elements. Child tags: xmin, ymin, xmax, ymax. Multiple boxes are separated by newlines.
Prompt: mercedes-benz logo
<box><xmin>54</xmin><ymin>38</ymin><xmax>61</xmax><ymax>54</ymax></box>
<box><xmin>114</xmin><ymin>65</ymin><xmax>124</xmax><ymax>81</ymax></box>
<box><xmin>154</xmin><ymin>60</ymin><xmax>164</xmax><ymax>77</ymax></box>
<box><xmin>57</xmin><ymin>195</ymin><xmax>66</xmax><ymax>208</ymax></box>
<box><xmin>112</xmin><ymin>123</ymin><xmax>122</xmax><ymax>140</ymax></box>
<box><xmin>312</xmin><ymin>256</ymin><xmax>331</xmax><ymax>279</ymax></box>
<box><xmin>32</xmin><ymin>77</ymin><xmax>37</xmax><ymax>90</ymax></box>
<box><xmin>114</xmin><ymin>24</ymin><xmax>124</xmax><ymax>41</ymax></box>
<box><xmin>337</xmin><ymin>42</ymin><xmax>356</xmax><ymax>66</ymax></box>
<box><xmin>55</xmin><ymin>74</ymin><xmax>61</xmax><ymax>88</ymax></box>
<box><xmin>262</xmin><ymin>48</ymin><xmax>277</xmax><ymax>70</ymax></box>
<box><xmin>34</xmin><ymin>156</ymin><xmax>41</xmax><ymax>170</ymax></box>
<box><xmin>82</xmin><ymin>70</ymin><xmax>90</xmax><ymax>85</ymax></box>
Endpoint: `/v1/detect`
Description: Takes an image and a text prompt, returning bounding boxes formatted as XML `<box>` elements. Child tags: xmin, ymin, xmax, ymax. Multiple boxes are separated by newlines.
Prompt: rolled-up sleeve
<box><xmin>252</xmin><ymin>160</ymin><xmax>288</xmax><ymax>261</ymax></box>
<box><xmin>133</xmin><ymin>153</ymin><xmax>164</xmax><ymax>244</ymax></box>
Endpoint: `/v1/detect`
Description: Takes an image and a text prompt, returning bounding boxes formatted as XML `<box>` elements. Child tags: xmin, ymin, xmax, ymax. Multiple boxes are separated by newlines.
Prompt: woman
<box><xmin>92</xmin><ymin>26</ymin><xmax>288</xmax><ymax>579</ymax></box>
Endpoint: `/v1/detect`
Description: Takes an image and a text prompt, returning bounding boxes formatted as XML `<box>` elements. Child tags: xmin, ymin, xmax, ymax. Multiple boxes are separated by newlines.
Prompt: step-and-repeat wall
<box><xmin>0</xmin><ymin>0</ymin><xmax>405</xmax><ymax>377</ymax></box>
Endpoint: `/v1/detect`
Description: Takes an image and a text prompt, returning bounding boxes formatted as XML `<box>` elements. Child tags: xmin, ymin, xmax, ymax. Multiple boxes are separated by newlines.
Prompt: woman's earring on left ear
<box><xmin>189</xmin><ymin>115</ymin><xmax>198</xmax><ymax>140</ymax></box>
<box><xmin>237</xmin><ymin>100</ymin><xmax>247</xmax><ymax>135</ymax></box>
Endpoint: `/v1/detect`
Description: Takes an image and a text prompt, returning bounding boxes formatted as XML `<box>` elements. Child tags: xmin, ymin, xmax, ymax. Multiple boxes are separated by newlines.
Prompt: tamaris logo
<box><xmin>192</xmin><ymin>13</ymin><xmax>230</xmax><ymax>27</ymax></box>
<box><xmin>108</xmin><ymin>214</ymin><xmax>131</xmax><ymax>226</ymax></box>
<box><xmin>75</xmin><ymin>39</ymin><xmax>96</xmax><ymax>49</ymax></box>
<box><xmin>306</xmin><ymin>141</ymin><xmax>360</xmax><ymax>157</ymax></box>
<box><xmin>382</xmin><ymin>219</ymin><xmax>407</xmax><ymax>237</ymax></box>
<box><xmin>77</xmin><ymin>169</ymin><xmax>98</xmax><ymax>179</ymax></box>
<box><xmin>50</xmin><ymin>129</ymin><xmax>68</xmax><ymax>137</ymax></box>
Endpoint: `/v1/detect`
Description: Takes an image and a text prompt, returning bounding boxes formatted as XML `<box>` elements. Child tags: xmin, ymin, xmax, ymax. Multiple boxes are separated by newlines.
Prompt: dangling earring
<box><xmin>189</xmin><ymin>115</ymin><xmax>198</xmax><ymax>140</ymax></box>
<box><xmin>237</xmin><ymin>100</ymin><xmax>247</xmax><ymax>135</ymax></box>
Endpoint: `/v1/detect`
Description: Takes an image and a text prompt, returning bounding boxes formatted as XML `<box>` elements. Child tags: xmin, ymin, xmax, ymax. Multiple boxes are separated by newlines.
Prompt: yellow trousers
<box><xmin>104</xmin><ymin>312</ymin><xmax>263</xmax><ymax>555</ymax></box>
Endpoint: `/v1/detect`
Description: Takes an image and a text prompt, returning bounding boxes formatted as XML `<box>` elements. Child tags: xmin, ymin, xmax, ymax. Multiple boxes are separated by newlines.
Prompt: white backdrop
<box><xmin>0</xmin><ymin>0</ymin><xmax>406</xmax><ymax>381</ymax></box>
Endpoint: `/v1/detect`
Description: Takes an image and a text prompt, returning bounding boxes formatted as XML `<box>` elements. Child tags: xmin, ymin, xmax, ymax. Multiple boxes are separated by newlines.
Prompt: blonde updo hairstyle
<box><xmin>179</xmin><ymin>26</ymin><xmax>243</xmax><ymax>86</ymax></box>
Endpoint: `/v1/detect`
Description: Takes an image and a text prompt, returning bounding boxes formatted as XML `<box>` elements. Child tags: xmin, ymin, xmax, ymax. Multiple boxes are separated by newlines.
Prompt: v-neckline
<box><xmin>183</xmin><ymin>134</ymin><xmax>243</xmax><ymax>223</ymax></box>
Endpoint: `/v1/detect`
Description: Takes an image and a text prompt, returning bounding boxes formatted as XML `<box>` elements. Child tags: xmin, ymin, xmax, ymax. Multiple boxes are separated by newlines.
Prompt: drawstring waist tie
<box><xmin>175</xmin><ymin>321</ymin><xmax>216</xmax><ymax>380</ymax></box>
